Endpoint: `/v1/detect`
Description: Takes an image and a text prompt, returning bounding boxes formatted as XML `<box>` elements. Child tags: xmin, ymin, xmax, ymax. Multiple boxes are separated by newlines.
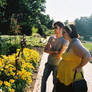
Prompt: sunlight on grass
<box><xmin>83</xmin><ymin>42</ymin><xmax>92</xmax><ymax>51</ymax></box>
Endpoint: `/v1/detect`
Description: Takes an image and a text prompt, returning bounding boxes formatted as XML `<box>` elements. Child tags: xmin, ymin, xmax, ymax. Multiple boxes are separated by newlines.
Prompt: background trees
<box><xmin>75</xmin><ymin>15</ymin><xmax>92</xmax><ymax>41</ymax></box>
<box><xmin>64</xmin><ymin>16</ymin><xmax>92</xmax><ymax>41</ymax></box>
<box><xmin>0</xmin><ymin>0</ymin><xmax>92</xmax><ymax>41</ymax></box>
<box><xmin>0</xmin><ymin>0</ymin><xmax>54</xmax><ymax>36</ymax></box>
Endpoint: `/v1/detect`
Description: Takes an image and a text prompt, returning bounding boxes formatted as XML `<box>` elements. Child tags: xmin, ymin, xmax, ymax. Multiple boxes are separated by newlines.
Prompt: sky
<box><xmin>45</xmin><ymin>0</ymin><xmax>92</xmax><ymax>22</ymax></box>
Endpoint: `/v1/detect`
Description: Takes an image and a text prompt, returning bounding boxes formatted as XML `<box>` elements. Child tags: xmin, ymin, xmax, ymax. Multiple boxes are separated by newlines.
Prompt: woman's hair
<box><xmin>64</xmin><ymin>24</ymin><xmax>78</xmax><ymax>38</ymax></box>
<box><xmin>54</xmin><ymin>21</ymin><xmax>64</xmax><ymax>28</ymax></box>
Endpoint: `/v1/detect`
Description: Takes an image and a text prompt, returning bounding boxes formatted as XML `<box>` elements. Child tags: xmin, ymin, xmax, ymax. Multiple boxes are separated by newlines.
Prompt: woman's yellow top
<box><xmin>57</xmin><ymin>51</ymin><xmax>83</xmax><ymax>86</ymax></box>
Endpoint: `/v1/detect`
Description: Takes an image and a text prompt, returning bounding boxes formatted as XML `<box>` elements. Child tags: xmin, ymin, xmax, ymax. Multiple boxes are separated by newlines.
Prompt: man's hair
<box><xmin>64</xmin><ymin>24</ymin><xmax>78</xmax><ymax>38</ymax></box>
<box><xmin>54</xmin><ymin>21</ymin><xmax>64</xmax><ymax>28</ymax></box>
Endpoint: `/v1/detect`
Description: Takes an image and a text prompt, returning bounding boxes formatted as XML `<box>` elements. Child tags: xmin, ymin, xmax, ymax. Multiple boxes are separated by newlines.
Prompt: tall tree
<box><xmin>75</xmin><ymin>16</ymin><xmax>92</xmax><ymax>40</ymax></box>
<box><xmin>0</xmin><ymin>0</ymin><xmax>54</xmax><ymax>35</ymax></box>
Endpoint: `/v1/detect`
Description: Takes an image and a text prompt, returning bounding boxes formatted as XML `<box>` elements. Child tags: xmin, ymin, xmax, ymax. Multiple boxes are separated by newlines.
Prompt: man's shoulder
<box><xmin>60</xmin><ymin>37</ymin><xmax>65</xmax><ymax>41</ymax></box>
<box><xmin>60</xmin><ymin>37</ymin><xmax>68</xmax><ymax>43</ymax></box>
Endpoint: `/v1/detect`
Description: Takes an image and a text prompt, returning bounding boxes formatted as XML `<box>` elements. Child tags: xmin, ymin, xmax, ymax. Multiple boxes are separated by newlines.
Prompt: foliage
<box><xmin>10</xmin><ymin>16</ymin><xmax>21</xmax><ymax>35</ymax></box>
<box><xmin>32</xmin><ymin>26</ymin><xmax>38</xmax><ymax>34</ymax></box>
<box><xmin>75</xmin><ymin>15</ymin><xmax>92</xmax><ymax>41</ymax></box>
<box><xmin>0</xmin><ymin>48</ymin><xmax>40</xmax><ymax>92</ymax></box>
<box><xmin>26</xmin><ymin>36</ymin><xmax>47</xmax><ymax>47</ymax></box>
<box><xmin>44</xmin><ymin>29</ymin><xmax>54</xmax><ymax>36</ymax></box>
<box><xmin>83</xmin><ymin>42</ymin><xmax>92</xmax><ymax>56</ymax></box>
<box><xmin>83</xmin><ymin>42</ymin><xmax>92</xmax><ymax>51</ymax></box>
<box><xmin>38</xmin><ymin>14</ymin><xmax>54</xmax><ymax>29</ymax></box>
<box><xmin>0</xmin><ymin>36</ymin><xmax>21</xmax><ymax>55</ymax></box>
<box><xmin>0</xmin><ymin>35</ymin><xmax>47</xmax><ymax>55</ymax></box>
<box><xmin>0</xmin><ymin>0</ymin><xmax>6</xmax><ymax>7</ymax></box>
<box><xmin>0</xmin><ymin>0</ymin><xmax>54</xmax><ymax>36</ymax></box>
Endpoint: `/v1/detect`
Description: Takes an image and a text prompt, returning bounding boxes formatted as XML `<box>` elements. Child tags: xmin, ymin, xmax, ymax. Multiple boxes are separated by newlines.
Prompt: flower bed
<box><xmin>0</xmin><ymin>48</ymin><xmax>40</xmax><ymax>92</ymax></box>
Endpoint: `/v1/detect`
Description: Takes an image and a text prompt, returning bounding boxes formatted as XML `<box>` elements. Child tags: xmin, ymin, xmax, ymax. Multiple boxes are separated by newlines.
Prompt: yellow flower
<box><xmin>9</xmin><ymin>79</ymin><xmax>15</xmax><ymax>83</ymax></box>
<box><xmin>4</xmin><ymin>81</ymin><xmax>11</xmax><ymax>87</ymax></box>
<box><xmin>10</xmin><ymin>89</ymin><xmax>15</xmax><ymax>92</ymax></box>
<box><xmin>11</xmin><ymin>72</ymin><xmax>15</xmax><ymax>76</ymax></box>
<box><xmin>9</xmin><ymin>88</ymin><xmax>15</xmax><ymax>92</ymax></box>
<box><xmin>0</xmin><ymin>80</ymin><xmax>3</xmax><ymax>86</ymax></box>
<box><xmin>28</xmin><ymin>78</ymin><xmax>32</xmax><ymax>84</ymax></box>
<box><xmin>22</xmin><ymin>48</ymin><xmax>40</xmax><ymax>63</ymax></box>
<box><xmin>15</xmin><ymin>76</ymin><xmax>18</xmax><ymax>79</ymax></box>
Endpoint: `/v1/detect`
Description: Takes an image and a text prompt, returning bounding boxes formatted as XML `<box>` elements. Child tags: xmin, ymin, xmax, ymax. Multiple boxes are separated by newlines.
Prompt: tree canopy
<box><xmin>75</xmin><ymin>15</ymin><xmax>92</xmax><ymax>41</ymax></box>
<box><xmin>0</xmin><ymin>0</ymin><xmax>54</xmax><ymax>36</ymax></box>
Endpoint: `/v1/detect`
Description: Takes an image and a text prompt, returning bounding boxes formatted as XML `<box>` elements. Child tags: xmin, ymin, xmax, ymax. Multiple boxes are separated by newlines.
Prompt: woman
<box><xmin>56</xmin><ymin>24</ymin><xmax>91</xmax><ymax>92</ymax></box>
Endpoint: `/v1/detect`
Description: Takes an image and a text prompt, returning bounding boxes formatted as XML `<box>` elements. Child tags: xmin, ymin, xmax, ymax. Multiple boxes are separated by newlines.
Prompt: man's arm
<box><xmin>44</xmin><ymin>42</ymin><xmax>58</xmax><ymax>54</ymax></box>
<box><xmin>57</xmin><ymin>45</ymin><xmax>68</xmax><ymax>59</ymax></box>
<box><xmin>57</xmin><ymin>40</ymin><xmax>68</xmax><ymax>59</ymax></box>
<box><xmin>44</xmin><ymin>37</ymin><xmax>58</xmax><ymax>55</ymax></box>
<box><xmin>45</xmin><ymin>50</ymin><xmax>58</xmax><ymax>55</ymax></box>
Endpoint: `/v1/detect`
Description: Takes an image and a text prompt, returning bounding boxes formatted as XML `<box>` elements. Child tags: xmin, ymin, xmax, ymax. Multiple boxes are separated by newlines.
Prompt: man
<box><xmin>41</xmin><ymin>21</ymin><xmax>68</xmax><ymax>92</ymax></box>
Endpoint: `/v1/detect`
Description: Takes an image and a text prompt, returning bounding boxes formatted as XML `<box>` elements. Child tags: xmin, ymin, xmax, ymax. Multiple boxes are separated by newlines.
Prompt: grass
<box><xmin>83</xmin><ymin>42</ymin><xmax>92</xmax><ymax>58</ymax></box>
<box><xmin>83</xmin><ymin>42</ymin><xmax>92</xmax><ymax>51</ymax></box>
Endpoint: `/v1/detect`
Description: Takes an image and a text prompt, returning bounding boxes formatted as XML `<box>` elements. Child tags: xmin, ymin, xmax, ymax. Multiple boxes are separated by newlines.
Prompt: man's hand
<box><xmin>57</xmin><ymin>54</ymin><xmax>61</xmax><ymax>59</ymax></box>
<box><xmin>44</xmin><ymin>43</ymin><xmax>51</xmax><ymax>51</ymax></box>
<box><xmin>51</xmin><ymin>51</ymin><xmax>58</xmax><ymax>55</ymax></box>
<box><xmin>45</xmin><ymin>50</ymin><xmax>58</xmax><ymax>55</ymax></box>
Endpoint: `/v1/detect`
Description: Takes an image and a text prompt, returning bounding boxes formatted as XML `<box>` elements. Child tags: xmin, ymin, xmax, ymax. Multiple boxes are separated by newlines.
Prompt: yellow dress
<box><xmin>57</xmin><ymin>51</ymin><xmax>83</xmax><ymax>86</ymax></box>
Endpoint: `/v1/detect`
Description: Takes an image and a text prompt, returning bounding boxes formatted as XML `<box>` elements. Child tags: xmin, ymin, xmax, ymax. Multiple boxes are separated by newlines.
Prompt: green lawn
<box><xmin>83</xmin><ymin>42</ymin><xmax>92</xmax><ymax>51</ymax></box>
